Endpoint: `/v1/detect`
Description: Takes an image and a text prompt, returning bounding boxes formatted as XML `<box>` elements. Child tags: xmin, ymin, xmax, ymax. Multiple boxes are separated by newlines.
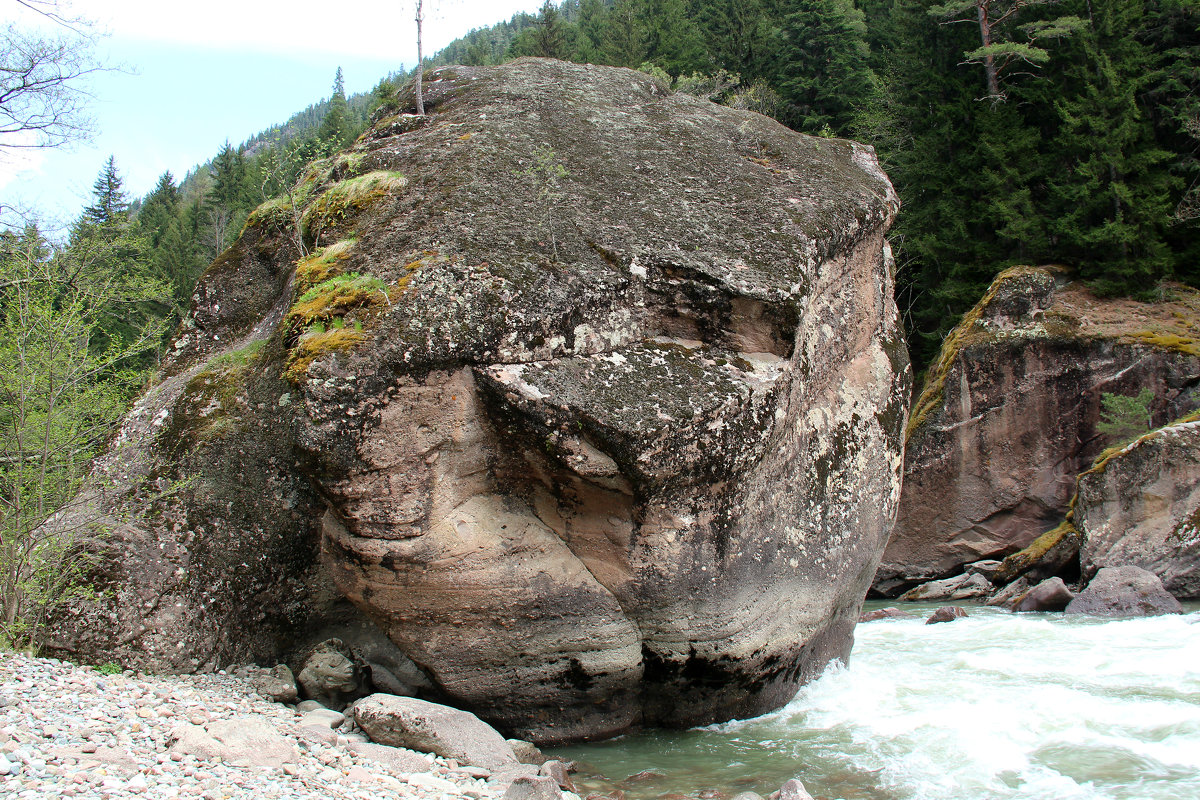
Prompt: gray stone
<box><xmin>296</xmin><ymin>724</ymin><xmax>337</xmax><ymax>746</ymax></box>
<box><xmin>732</xmin><ymin>793</ymin><xmax>765</xmax><ymax>800</ymax></box>
<box><xmin>1065</xmin><ymin>565</ymin><xmax>1184</xmax><ymax>617</ymax></box>
<box><xmin>345</xmin><ymin>740</ymin><xmax>432</xmax><ymax>773</ymax></box>
<box><xmin>297</xmin><ymin>639</ymin><xmax>363</xmax><ymax>711</ymax></box>
<box><xmin>985</xmin><ymin>575</ymin><xmax>1032</xmax><ymax>607</ymax></box>
<box><xmin>540</xmin><ymin>760</ymin><xmax>576</xmax><ymax>792</ymax></box>
<box><xmin>925</xmin><ymin>606</ymin><xmax>969</xmax><ymax>624</ymax></box>
<box><xmin>295</xmin><ymin>700</ymin><xmax>325</xmax><ymax>713</ymax></box>
<box><xmin>250</xmin><ymin>664</ymin><xmax>298</xmax><ymax>704</ymax></box>
<box><xmin>899</xmin><ymin>572</ymin><xmax>993</xmax><ymax>602</ymax></box>
<box><xmin>778</xmin><ymin>779</ymin><xmax>815</xmax><ymax>800</ymax></box>
<box><xmin>168</xmin><ymin>718</ymin><xmax>298</xmax><ymax>768</ymax></box>
<box><xmin>965</xmin><ymin>560</ymin><xmax>1004</xmax><ymax>581</ymax></box>
<box><xmin>301</xmin><ymin>708</ymin><xmax>345</xmax><ymax>729</ymax></box>
<box><xmin>353</xmin><ymin>694</ymin><xmax>518</xmax><ymax>770</ymax></box>
<box><xmin>858</xmin><ymin>607</ymin><xmax>915</xmax><ymax>622</ymax></box>
<box><xmin>504</xmin><ymin>775</ymin><xmax>565</xmax><ymax>800</ymax></box>
<box><xmin>507</xmin><ymin>738</ymin><xmax>548</xmax><ymax>766</ymax></box>
<box><xmin>1014</xmin><ymin>577</ymin><xmax>1075</xmax><ymax>612</ymax></box>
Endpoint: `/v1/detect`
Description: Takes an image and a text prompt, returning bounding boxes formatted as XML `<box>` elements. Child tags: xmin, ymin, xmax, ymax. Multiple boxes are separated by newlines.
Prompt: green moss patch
<box><xmin>994</xmin><ymin>520</ymin><xmax>1081</xmax><ymax>584</ymax></box>
<box><xmin>177</xmin><ymin>340</ymin><xmax>267</xmax><ymax>443</ymax></box>
<box><xmin>1124</xmin><ymin>331</ymin><xmax>1200</xmax><ymax>356</ymax></box>
<box><xmin>287</xmin><ymin>272</ymin><xmax>389</xmax><ymax>330</ymax></box>
<box><xmin>283</xmin><ymin>328</ymin><xmax>366</xmax><ymax>383</ymax></box>
<box><xmin>301</xmin><ymin>171</ymin><xmax>407</xmax><ymax>239</ymax></box>
<box><xmin>294</xmin><ymin>239</ymin><xmax>357</xmax><ymax>295</ymax></box>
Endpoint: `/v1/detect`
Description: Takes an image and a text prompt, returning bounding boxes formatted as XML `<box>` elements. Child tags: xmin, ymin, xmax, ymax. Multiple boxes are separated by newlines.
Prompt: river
<box><xmin>550</xmin><ymin>602</ymin><xmax>1200</xmax><ymax>800</ymax></box>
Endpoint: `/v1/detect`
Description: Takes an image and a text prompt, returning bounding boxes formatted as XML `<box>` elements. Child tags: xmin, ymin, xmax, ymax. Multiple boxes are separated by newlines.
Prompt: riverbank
<box><xmin>0</xmin><ymin>653</ymin><xmax>500</xmax><ymax>800</ymax></box>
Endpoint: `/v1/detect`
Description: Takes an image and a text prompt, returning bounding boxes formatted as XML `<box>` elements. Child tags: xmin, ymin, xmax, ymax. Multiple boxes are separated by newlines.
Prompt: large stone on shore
<box><xmin>49</xmin><ymin>59</ymin><xmax>908</xmax><ymax>742</ymax></box>
<box><xmin>1065</xmin><ymin>565</ymin><xmax>1183</xmax><ymax>617</ymax></box>
<box><xmin>876</xmin><ymin>267</ymin><xmax>1200</xmax><ymax>595</ymax></box>
<box><xmin>354</xmin><ymin>695</ymin><xmax>518</xmax><ymax>771</ymax></box>
<box><xmin>897</xmin><ymin>572</ymin><xmax>992</xmax><ymax>602</ymax></box>
<box><xmin>1074</xmin><ymin>417</ymin><xmax>1200</xmax><ymax>598</ymax></box>
<box><xmin>169</xmin><ymin>718</ymin><xmax>298</xmax><ymax>768</ymax></box>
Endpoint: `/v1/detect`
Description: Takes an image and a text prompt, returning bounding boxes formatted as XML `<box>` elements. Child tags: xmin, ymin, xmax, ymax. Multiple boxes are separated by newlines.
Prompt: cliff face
<box><xmin>52</xmin><ymin>59</ymin><xmax>908</xmax><ymax>743</ymax></box>
<box><xmin>876</xmin><ymin>267</ymin><xmax>1200</xmax><ymax>595</ymax></box>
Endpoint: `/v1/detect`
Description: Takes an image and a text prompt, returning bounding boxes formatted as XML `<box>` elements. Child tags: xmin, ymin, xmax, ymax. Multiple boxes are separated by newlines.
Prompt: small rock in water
<box><xmin>731</xmin><ymin>793</ymin><xmax>764</xmax><ymax>800</ymax></box>
<box><xmin>508</xmin><ymin>738</ymin><xmax>548</xmax><ymax>766</ymax></box>
<box><xmin>859</xmin><ymin>607</ymin><xmax>914</xmax><ymax>622</ymax></box>
<box><xmin>623</xmin><ymin>770</ymin><xmax>665</xmax><ymax>783</ymax></box>
<box><xmin>925</xmin><ymin>606</ymin><xmax>969</xmax><ymax>624</ymax></box>
<box><xmin>1014</xmin><ymin>577</ymin><xmax>1075</xmax><ymax>612</ymax></box>
<box><xmin>540</xmin><ymin>760</ymin><xmax>576</xmax><ymax>792</ymax></box>
<box><xmin>777</xmin><ymin>778</ymin><xmax>814</xmax><ymax>800</ymax></box>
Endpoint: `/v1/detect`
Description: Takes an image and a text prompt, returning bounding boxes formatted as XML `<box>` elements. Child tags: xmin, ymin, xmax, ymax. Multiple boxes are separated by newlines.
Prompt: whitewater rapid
<box><xmin>554</xmin><ymin>604</ymin><xmax>1200</xmax><ymax>800</ymax></box>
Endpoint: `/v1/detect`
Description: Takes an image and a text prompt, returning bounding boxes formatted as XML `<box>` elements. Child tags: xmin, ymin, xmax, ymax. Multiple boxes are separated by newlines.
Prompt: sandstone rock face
<box><xmin>50</xmin><ymin>60</ymin><xmax>907</xmax><ymax>742</ymax></box>
<box><xmin>1065</xmin><ymin>565</ymin><xmax>1183</xmax><ymax>617</ymax></box>
<box><xmin>1075</xmin><ymin>418</ymin><xmax>1200</xmax><ymax>598</ymax></box>
<box><xmin>876</xmin><ymin>267</ymin><xmax>1200</xmax><ymax>595</ymax></box>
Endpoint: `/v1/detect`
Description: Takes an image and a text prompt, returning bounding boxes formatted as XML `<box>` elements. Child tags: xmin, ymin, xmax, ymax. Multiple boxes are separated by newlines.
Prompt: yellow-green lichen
<box><xmin>994</xmin><ymin>519</ymin><xmax>1080</xmax><ymax>584</ymax></box>
<box><xmin>283</xmin><ymin>328</ymin><xmax>366</xmax><ymax>383</ymax></box>
<box><xmin>1123</xmin><ymin>331</ymin><xmax>1200</xmax><ymax>356</ymax></box>
<box><xmin>180</xmin><ymin>340</ymin><xmax>267</xmax><ymax>441</ymax></box>
<box><xmin>244</xmin><ymin>196</ymin><xmax>294</xmax><ymax>230</ymax></box>
<box><xmin>301</xmin><ymin>171</ymin><xmax>407</xmax><ymax>239</ymax></box>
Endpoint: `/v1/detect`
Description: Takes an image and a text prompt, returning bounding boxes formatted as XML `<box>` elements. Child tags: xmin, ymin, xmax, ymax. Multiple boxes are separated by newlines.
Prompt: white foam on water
<box><xmin>558</xmin><ymin>607</ymin><xmax>1200</xmax><ymax>800</ymax></box>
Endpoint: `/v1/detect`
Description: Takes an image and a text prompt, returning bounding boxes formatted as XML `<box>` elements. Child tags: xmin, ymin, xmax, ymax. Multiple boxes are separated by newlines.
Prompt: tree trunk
<box><xmin>415</xmin><ymin>0</ymin><xmax>426</xmax><ymax>116</ymax></box>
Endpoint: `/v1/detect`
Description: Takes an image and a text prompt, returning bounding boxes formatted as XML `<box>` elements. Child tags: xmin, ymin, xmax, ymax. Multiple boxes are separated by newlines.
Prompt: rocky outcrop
<box><xmin>1064</xmin><ymin>565</ymin><xmax>1183</xmax><ymax>617</ymax></box>
<box><xmin>50</xmin><ymin>60</ymin><xmax>908</xmax><ymax>743</ymax></box>
<box><xmin>876</xmin><ymin>266</ymin><xmax>1200</xmax><ymax>595</ymax></box>
<box><xmin>1074</xmin><ymin>417</ymin><xmax>1200</xmax><ymax>598</ymax></box>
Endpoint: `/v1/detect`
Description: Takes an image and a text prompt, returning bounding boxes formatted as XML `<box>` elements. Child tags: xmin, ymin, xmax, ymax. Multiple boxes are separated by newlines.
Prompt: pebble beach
<box><xmin>0</xmin><ymin>653</ymin><xmax>504</xmax><ymax>800</ymax></box>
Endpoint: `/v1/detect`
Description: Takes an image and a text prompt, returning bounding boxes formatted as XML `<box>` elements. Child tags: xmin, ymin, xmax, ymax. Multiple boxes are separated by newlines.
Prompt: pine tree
<box><xmin>531</xmin><ymin>1</ymin><xmax>572</xmax><ymax>59</ymax></box>
<box><xmin>319</xmin><ymin>67</ymin><xmax>351</xmax><ymax>148</ymax></box>
<box><xmin>1047</xmin><ymin>0</ymin><xmax>1175</xmax><ymax>293</ymax></box>
<box><xmin>82</xmin><ymin>156</ymin><xmax>129</xmax><ymax>227</ymax></box>
<box><xmin>599</xmin><ymin>0</ymin><xmax>649</xmax><ymax>66</ymax></box>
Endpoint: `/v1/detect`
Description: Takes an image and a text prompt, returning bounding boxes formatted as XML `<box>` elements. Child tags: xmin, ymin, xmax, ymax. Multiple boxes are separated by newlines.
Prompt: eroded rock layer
<box><xmin>52</xmin><ymin>59</ymin><xmax>907</xmax><ymax>743</ymax></box>
<box><xmin>876</xmin><ymin>267</ymin><xmax>1200</xmax><ymax>596</ymax></box>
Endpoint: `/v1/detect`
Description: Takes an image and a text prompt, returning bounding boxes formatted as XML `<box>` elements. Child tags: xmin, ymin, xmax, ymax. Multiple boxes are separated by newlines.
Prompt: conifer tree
<box><xmin>319</xmin><ymin>67</ymin><xmax>351</xmax><ymax>148</ymax></box>
<box><xmin>82</xmin><ymin>156</ymin><xmax>128</xmax><ymax>227</ymax></box>
<box><xmin>775</xmin><ymin>0</ymin><xmax>877</xmax><ymax>136</ymax></box>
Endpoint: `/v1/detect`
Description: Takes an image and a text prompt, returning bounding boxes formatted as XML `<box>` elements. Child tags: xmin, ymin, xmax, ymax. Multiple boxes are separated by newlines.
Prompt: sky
<box><xmin>1</xmin><ymin>0</ymin><xmax>547</xmax><ymax>225</ymax></box>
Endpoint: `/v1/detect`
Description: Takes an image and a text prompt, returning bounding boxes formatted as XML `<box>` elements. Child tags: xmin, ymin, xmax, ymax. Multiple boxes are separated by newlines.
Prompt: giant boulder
<box><xmin>49</xmin><ymin>59</ymin><xmax>908</xmax><ymax>743</ymax></box>
<box><xmin>876</xmin><ymin>266</ymin><xmax>1200</xmax><ymax>595</ymax></box>
<box><xmin>1075</xmin><ymin>416</ymin><xmax>1200</xmax><ymax>598</ymax></box>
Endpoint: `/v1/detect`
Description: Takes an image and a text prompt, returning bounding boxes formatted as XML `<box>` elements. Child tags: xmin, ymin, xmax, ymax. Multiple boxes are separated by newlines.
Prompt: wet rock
<box><xmin>985</xmin><ymin>575</ymin><xmax>1032</xmax><ymax>607</ymax></box>
<box><xmin>858</xmin><ymin>607</ymin><xmax>915</xmax><ymax>622</ymax></box>
<box><xmin>540</xmin><ymin>760</ymin><xmax>577</xmax><ymax>792</ymax></box>
<box><xmin>503</xmin><ymin>775</ymin><xmax>565</xmax><ymax>800</ymax></box>
<box><xmin>731</xmin><ymin>793</ymin><xmax>765</xmax><ymax>800</ymax></box>
<box><xmin>925</xmin><ymin>606</ymin><xmax>969</xmax><ymax>624</ymax></box>
<box><xmin>353</xmin><ymin>694</ymin><xmax>518</xmax><ymax>770</ymax></box>
<box><xmin>54</xmin><ymin>59</ymin><xmax>908</xmax><ymax>743</ymax></box>
<box><xmin>1065</xmin><ymin>565</ymin><xmax>1184</xmax><ymax>617</ymax></box>
<box><xmin>898</xmin><ymin>572</ymin><xmax>992</xmax><ymax>602</ymax></box>
<box><xmin>507</xmin><ymin>738</ymin><xmax>548</xmax><ymax>766</ymax></box>
<box><xmin>296</xmin><ymin>639</ymin><xmax>364</xmax><ymax>711</ymax></box>
<box><xmin>876</xmin><ymin>266</ymin><xmax>1200</xmax><ymax>595</ymax></box>
<box><xmin>1075</xmin><ymin>418</ymin><xmax>1200</xmax><ymax>598</ymax></box>
<box><xmin>777</xmin><ymin>779</ymin><xmax>815</xmax><ymax>800</ymax></box>
<box><xmin>965</xmin><ymin>559</ymin><xmax>1004</xmax><ymax>581</ymax></box>
<box><xmin>624</xmin><ymin>770</ymin><xmax>667</xmax><ymax>783</ymax></box>
<box><xmin>992</xmin><ymin>522</ymin><xmax>1082</xmax><ymax>586</ymax></box>
<box><xmin>1013</xmin><ymin>577</ymin><xmax>1075</xmax><ymax>612</ymax></box>
<box><xmin>250</xmin><ymin>664</ymin><xmax>298</xmax><ymax>704</ymax></box>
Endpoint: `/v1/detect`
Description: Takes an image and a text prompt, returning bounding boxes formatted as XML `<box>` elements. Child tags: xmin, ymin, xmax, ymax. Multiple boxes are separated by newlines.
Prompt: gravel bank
<box><xmin>0</xmin><ymin>653</ymin><xmax>504</xmax><ymax>800</ymax></box>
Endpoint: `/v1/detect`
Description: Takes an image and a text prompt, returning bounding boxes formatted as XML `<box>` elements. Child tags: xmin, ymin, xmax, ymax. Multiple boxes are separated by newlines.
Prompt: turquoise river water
<box><xmin>550</xmin><ymin>602</ymin><xmax>1200</xmax><ymax>800</ymax></box>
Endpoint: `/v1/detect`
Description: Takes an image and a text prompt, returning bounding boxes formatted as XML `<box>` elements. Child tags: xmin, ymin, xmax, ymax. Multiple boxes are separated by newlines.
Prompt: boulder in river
<box><xmin>1074</xmin><ymin>417</ymin><xmax>1200</xmax><ymax>598</ymax></box>
<box><xmin>925</xmin><ymin>606</ymin><xmax>969</xmax><ymax>624</ymax></box>
<box><xmin>898</xmin><ymin>572</ymin><xmax>992</xmax><ymax>602</ymax></box>
<box><xmin>1065</xmin><ymin>565</ymin><xmax>1183</xmax><ymax>617</ymax></box>
<box><xmin>53</xmin><ymin>59</ymin><xmax>909</xmax><ymax>743</ymax></box>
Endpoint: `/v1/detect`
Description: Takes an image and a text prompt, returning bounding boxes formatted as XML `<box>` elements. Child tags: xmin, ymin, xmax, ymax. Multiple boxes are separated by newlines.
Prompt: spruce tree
<box><xmin>319</xmin><ymin>67</ymin><xmax>351</xmax><ymax>148</ymax></box>
<box><xmin>775</xmin><ymin>0</ymin><xmax>877</xmax><ymax>136</ymax></box>
<box><xmin>82</xmin><ymin>156</ymin><xmax>129</xmax><ymax>227</ymax></box>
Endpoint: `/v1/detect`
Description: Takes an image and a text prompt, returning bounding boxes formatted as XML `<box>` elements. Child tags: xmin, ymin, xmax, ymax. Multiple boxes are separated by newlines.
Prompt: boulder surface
<box><xmin>877</xmin><ymin>266</ymin><xmax>1200</xmax><ymax>595</ymax></box>
<box><xmin>1074</xmin><ymin>418</ymin><xmax>1200</xmax><ymax>598</ymax></box>
<box><xmin>51</xmin><ymin>59</ymin><xmax>907</xmax><ymax>742</ymax></box>
<box><xmin>353</xmin><ymin>695</ymin><xmax>518</xmax><ymax>771</ymax></box>
<box><xmin>1065</xmin><ymin>565</ymin><xmax>1183</xmax><ymax>617</ymax></box>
